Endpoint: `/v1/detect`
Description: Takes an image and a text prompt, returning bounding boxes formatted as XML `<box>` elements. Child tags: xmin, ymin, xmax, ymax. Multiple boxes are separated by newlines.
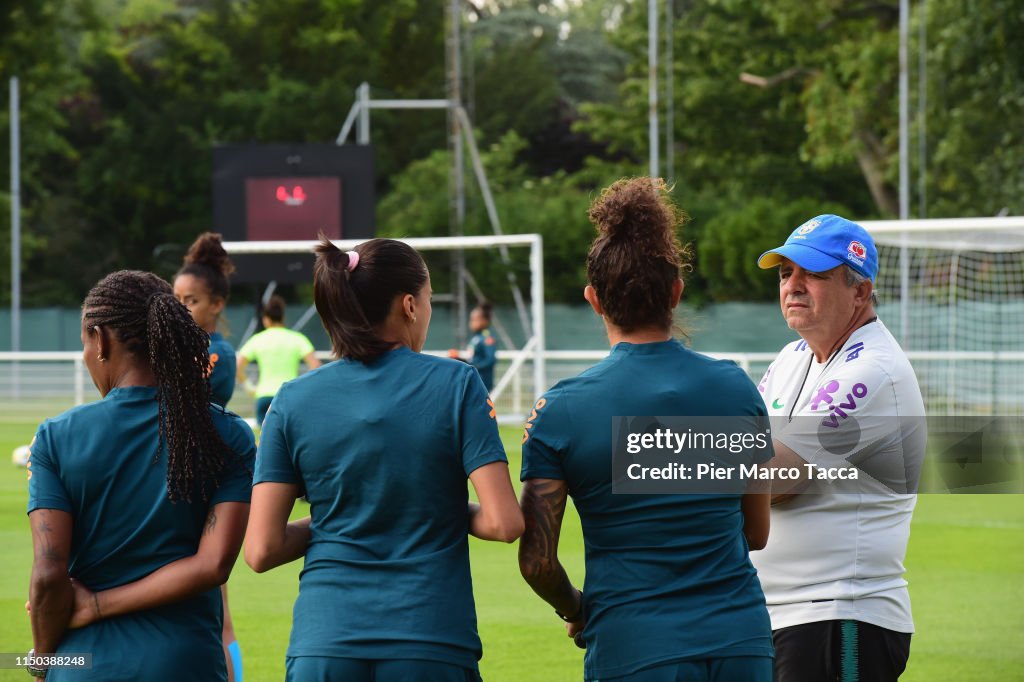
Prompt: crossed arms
<box><xmin>28</xmin><ymin>502</ymin><xmax>249</xmax><ymax>652</ymax></box>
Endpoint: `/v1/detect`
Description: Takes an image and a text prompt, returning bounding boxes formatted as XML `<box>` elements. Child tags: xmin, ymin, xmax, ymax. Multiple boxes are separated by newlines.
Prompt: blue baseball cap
<box><xmin>757</xmin><ymin>214</ymin><xmax>878</xmax><ymax>281</ymax></box>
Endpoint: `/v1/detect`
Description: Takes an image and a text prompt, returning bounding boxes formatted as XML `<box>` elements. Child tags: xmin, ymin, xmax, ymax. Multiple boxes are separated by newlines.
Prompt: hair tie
<box><xmin>147</xmin><ymin>291</ymin><xmax>166</xmax><ymax>307</ymax></box>
<box><xmin>346</xmin><ymin>250</ymin><xmax>360</xmax><ymax>272</ymax></box>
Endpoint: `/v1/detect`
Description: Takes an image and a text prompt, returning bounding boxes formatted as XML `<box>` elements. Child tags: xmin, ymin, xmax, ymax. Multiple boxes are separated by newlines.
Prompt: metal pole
<box><xmin>664</xmin><ymin>0</ymin><xmax>674</xmax><ymax>184</ymax></box>
<box><xmin>335</xmin><ymin>91</ymin><xmax>361</xmax><ymax>144</ymax></box>
<box><xmin>74</xmin><ymin>356</ymin><xmax>85</xmax><ymax>406</ymax></box>
<box><xmin>448</xmin><ymin>0</ymin><xmax>467</xmax><ymax>348</ymax></box>
<box><xmin>898</xmin><ymin>0</ymin><xmax>911</xmax><ymax>344</ymax></box>
<box><xmin>357</xmin><ymin>82</ymin><xmax>370</xmax><ymax>145</ymax></box>
<box><xmin>456</xmin><ymin>107</ymin><xmax>532</xmax><ymax>337</ymax></box>
<box><xmin>10</xmin><ymin>77</ymin><xmax>21</xmax><ymax>400</ymax></box>
<box><xmin>10</xmin><ymin>77</ymin><xmax>21</xmax><ymax>355</ymax></box>
<box><xmin>648</xmin><ymin>0</ymin><xmax>659</xmax><ymax>179</ymax></box>
<box><xmin>530</xmin><ymin>235</ymin><xmax>546</xmax><ymax>400</ymax></box>
<box><xmin>917</xmin><ymin>0</ymin><xmax>927</xmax><ymax>218</ymax></box>
<box><xmin>899</xmin><ymin>0</ymin><xmax>909</xmax><ymax>221</ymax></box>
<box><xmin>291</xmin><ymin>303</ymin><xmax>318</xmax><ymax>333</ymax></box>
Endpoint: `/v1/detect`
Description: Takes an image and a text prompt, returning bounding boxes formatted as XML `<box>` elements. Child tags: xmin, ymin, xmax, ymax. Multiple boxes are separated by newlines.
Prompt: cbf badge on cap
<box><xmin>757</xmin><ymin>214</ymin><xmax>879</xmax><ymax>281</ymax></box>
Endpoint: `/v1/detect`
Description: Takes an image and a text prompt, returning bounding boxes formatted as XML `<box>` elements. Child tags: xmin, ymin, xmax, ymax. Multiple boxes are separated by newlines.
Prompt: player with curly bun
<box><xmin>174</xmin><ymin>232</ymin><xmax>237</xmax><ymax>409</ymax></box>
<box><xmin>518</xmin><ymin>178</ymin><xmax>774</xmax><ymax>682</ymax></box>
<box><xmin>174</xmin><ymin>232</ymin><xmax>245</xmax><ymax>681</ymax></box>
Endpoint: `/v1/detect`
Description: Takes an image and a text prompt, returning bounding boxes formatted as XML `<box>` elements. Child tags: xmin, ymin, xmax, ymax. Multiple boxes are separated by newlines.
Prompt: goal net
<box><xmin>223</xmin><ymin>234</ymin><xmax>546</xmax><ymax>422</ymax></box>
<box><xmin>864</xmin><ymin>217</ymin><xmax>1024</xmax><ymax>416</ymax></box>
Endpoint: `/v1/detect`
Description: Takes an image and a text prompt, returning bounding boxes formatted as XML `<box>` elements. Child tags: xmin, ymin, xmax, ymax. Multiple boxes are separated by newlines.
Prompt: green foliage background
<box><xmin>1</xmin><ymin>0</ymin><xmax>1021</xmax><ymax>306</ymax></box>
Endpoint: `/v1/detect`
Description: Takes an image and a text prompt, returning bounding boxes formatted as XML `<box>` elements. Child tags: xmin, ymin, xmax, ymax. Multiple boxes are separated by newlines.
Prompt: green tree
<box><xmin>1</xmin><ymin>1</ymin><xmax>95</xmax><ymax>305</ymax></box>
<box><xmin>378</xmin><ymin>130</ymin><xmax>614</xmax><ymax>303</ymax></box>
<box><xmin>15</xmin><ymin>0</ymin><xmax>450</xmax><ymax>303</ymax></box>
<box><xmin>463</xmin><ymin>1</ymin><xmax>626</xmax><ymax>175</ymax></box>
<box><xmin>697</xmin><ymin>196</ymin><xmax>853</xmax><ymax>301</ymax></box>
<box><xmin>579</xmin><ymin>0</ymin><xmax>875</xmax><ymax>212</ymax></box>
<box><xmin>922</xmin><ymin>0</ymin><xmax>1024</xmax><ymax>216</ymax></box>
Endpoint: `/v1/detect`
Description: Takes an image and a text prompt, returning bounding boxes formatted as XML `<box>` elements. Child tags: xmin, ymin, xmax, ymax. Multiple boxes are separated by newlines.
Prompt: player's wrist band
<box><xmin>555</xmin><ymin>590</ymin><xmax>585</xmax><ymax>623</ymax></box>
<box><xmin>25</xmin><ymin>649</ymin><xmax>47</xmax><ymax>678</ymax></box>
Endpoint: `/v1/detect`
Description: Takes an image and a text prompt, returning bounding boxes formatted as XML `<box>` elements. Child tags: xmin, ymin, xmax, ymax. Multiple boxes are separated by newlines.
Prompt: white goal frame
<box><xmin>222</xmin><ymin>234</ymin><xmax>546</xmax><ymax>406</ymax></box>
<box><xmin>859</xmin><ymin>216</ymin><xmax>1024</xmax><ymax>415</ymax></box>
<box><xmin>861</xmin><ymin>216</ymin><xmax>1024</xmax><ymax>344</ymax></box>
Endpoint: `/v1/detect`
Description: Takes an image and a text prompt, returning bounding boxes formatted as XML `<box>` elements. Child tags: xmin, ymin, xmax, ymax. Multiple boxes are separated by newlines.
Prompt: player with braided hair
<box><xmin>27</xmin><ymin>270</ymin><xmax>255</xmax><ymax>681</ymax></box>
<box><xmin>174</xmin><ymin>232</ymin><xmax>245</xmax><ymax>682</ymax></box>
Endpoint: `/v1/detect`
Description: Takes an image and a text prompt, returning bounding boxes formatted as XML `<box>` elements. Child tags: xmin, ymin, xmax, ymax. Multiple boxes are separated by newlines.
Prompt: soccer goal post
<box><xmin>862</xmin><ymin>216</ymin><xmax>1024</xmax><ymax>415</ymax></box>
<box><xmin>222</xmin><ymin>234</ymin><xmax>546</xmax><ymax>416</ymax></box>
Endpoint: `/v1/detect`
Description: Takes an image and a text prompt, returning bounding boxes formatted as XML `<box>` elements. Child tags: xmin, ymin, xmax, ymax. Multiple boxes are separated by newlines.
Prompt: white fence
<box><xmin>3</xmin><ymin>349</ymin><xmax>1022</xmax><ymax>426</ymax></box>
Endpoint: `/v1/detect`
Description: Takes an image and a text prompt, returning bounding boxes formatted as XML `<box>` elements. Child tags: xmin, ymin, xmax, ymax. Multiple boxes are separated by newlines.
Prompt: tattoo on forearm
<box><xmin>520</xmin><ymin>479</ymin><xmax>566</xmax><ymax>565</ymax></box>
<box><xmin>519</xmin><ymin>479</ymin><xmax>575</xmax><ymax>609</ymax></box>
<box><xmin>33</xmin><ymin>510</ymin><xmax>65</xmax><ymax>563</ymax></box>
<box><xmin>203</xmin><ymin>510</ymin><xmax>217</xmax><ymax>535</ymax></box>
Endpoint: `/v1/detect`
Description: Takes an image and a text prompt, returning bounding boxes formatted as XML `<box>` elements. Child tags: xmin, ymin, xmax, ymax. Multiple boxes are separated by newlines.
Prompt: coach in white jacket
<box><xmin>752</xmin><ymin>214</ymin><xmax>926</xmax><ymax>682</ymax></box>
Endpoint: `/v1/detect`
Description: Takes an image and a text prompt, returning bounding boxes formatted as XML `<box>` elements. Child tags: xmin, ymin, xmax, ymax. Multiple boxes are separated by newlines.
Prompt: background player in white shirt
<box><xmin>753</xmin><ymin>214</ymin><xmax>926</xmax><ymax>682</ymax></box>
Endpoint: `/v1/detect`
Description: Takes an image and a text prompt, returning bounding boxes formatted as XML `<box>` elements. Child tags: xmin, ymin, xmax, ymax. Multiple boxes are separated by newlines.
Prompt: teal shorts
<box><xmin>592</xmin><ymin>656</ymin><xmax>772</xmax><ymax>682</ymax></box>
<box><xmin>255</xmin><ymin>396</ymin><xmax>273</xmax><ymax>427</ymax></box>
<box><xmin>285</xmin><ymin>657</ymin><xmax>481</xmax><ymax>682</ymax></box>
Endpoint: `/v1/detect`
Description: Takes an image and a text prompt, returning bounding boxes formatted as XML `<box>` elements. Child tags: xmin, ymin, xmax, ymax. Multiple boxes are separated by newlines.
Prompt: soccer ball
<box><xmin>11</xmin><ymin>444</ymin><xmax>30</xmax><ymax>467</ymax></box>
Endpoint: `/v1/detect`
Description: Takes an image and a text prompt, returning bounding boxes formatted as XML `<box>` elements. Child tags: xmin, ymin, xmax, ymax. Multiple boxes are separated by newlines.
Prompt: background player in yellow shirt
<box><xmin>237</xmin><ymin>295</ymin><xmax>321</xmax><ymax>427</ymax></box>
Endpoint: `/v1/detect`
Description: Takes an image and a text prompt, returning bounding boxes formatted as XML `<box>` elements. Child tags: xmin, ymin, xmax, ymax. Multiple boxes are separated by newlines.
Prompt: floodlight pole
<box><xmin>899</xmin><ymin>0</ymin><xmax>910</xmax><ymax>222</ymax></box>
<box><xmin>664</xmin><ymin>0</ymin><xmax>674</xmax><ymax>184</ymax></box>
<box><xmin>898</xmin><ymin>0</ymin><xmax>911</xmax><ymax>344</ymax></box>
<box><xmin>10</xmin><ymin>77</ymin><xmax>21</xmax><ymax>398</ymax></box>
<box><xmin>648</xmin><ymin>0</ymin><xmax>659</xmax><ymax>179</ymax></box>
<box><xmin>917</xmin><ymin>0</ymin><xmax>927</xmax><ymax>219</ymax></box>
<box><xmin>448</xmin><ymin>0</ymin><xmax>468</xmax><ymax>348</ymax></box>
<box><xmin>10</xmin><ymin>77</ymin><xmax>21</xmax><ymax>353</ymax></box>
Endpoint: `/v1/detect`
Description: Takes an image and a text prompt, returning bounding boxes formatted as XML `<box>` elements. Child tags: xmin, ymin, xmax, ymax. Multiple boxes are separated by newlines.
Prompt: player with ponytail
<box><xmin>246</xmin><ymin>237</ymin><xmax>523</xmax><ymax>682</ymax></box>
<box><xmin>27</xmin><ymin>270</ymin><xmax>255</xmax><ymax>682</ymax></box>
<box><xmin>518</xmin><ymin>178</ymin><xmax>774</xmax><ymax>682</ymax></box>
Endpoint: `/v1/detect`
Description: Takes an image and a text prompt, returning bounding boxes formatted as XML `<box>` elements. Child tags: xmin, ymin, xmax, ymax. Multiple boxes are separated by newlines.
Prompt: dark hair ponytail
<box><xmin>313</xmin><ymin>236</ymin><xmax>428</xmax><ymax>363</ymax></box>
<box><xmin>475</xmin><ymin>301</ymin><xmax>493</xmax><ymax>322</ymax></box>
<box><xmin>84</xmin><ymin>270</ymin><xmax>230</xmax><ymax>502</ymax></box>
<box><xmin>177</xmin><ymin>232</ymin><xmax>234</xmax><ymax>302</ymax></box>
<box><xmin>586</xmin><ymin>177</ymin><xmax>691</xmax><ymax>332</ymax></box>
<box><xmin>263</xmin><ymin>295</ymin><xmax>286</xmax><ymax>323</ymax></box>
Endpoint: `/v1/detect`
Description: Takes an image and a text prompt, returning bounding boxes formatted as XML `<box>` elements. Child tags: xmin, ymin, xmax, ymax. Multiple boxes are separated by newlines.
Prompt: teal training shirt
<box><xmin>470</xmin><ymin>328</ymin><xmax>498</xmax><ymax>392</ymax></box>
<box><xmin>208</xmin><ymin>331</ymin><xmax>236</xmax><ymax>408</ymax></box>
<box><xmin>254</xmin><ymin>346</ymin><xmax>507</xmax><ymax>669</ymax></box>
<box><xmin>520</xmin><ymin>340</ymin><xmax>774</xmax><ymax>680</ymax></box>
<box><xmin>26</xmin><ymin>386</ymin><xmax>256</xmax><ymax>682</ymax></box>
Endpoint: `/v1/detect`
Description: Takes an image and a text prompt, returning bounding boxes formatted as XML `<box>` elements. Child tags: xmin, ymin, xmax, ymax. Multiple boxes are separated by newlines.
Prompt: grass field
<box><xmin>1</xmin><ymin>418</ymin><xmax>1022</xmax><ymax>681</ymax></box>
